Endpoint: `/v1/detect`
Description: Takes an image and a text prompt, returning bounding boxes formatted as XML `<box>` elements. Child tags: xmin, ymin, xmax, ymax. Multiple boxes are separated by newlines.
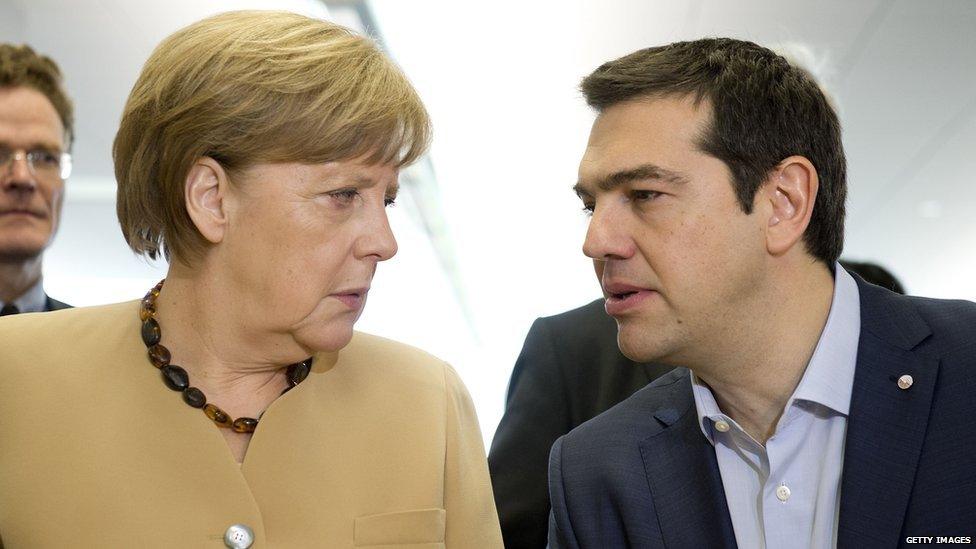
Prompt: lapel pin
<box><xmin>897</xmin><ymin>374</ymin><xmax>914</xmax><ymax>390</ymax></box>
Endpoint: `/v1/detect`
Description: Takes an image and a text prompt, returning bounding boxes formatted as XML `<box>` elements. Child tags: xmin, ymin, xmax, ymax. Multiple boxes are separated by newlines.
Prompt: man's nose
<box><xmin>582</xmin><ymin>204</ymin><xmax>634</xmax><ymax>261</ymax></box>
<box><xmin>2</xmin><ymin>152</ymin><xmax>38</xmax><ymax>191</ymax></box>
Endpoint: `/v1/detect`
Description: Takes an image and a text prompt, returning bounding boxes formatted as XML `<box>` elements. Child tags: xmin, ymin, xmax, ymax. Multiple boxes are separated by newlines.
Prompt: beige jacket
<box><xmin>0</xmin><ymin>301</ymin><xmax>502</xmax><ymax>548</ymax></box>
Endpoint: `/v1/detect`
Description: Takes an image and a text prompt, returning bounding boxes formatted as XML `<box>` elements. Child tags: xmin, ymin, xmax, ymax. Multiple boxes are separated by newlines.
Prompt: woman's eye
<box><xmin>384</xmin><ymin>196</ymin><xmax>396</xmax><ymax>208</ymax></box>
<box><xmin>581</xmin><ymin>203</ymin><xmax>595</xmax><ymax>217</ymax></box>
<box><xmin>329</xmin><ymin>189</ymin><xmax>359</xmax><ymax>205</ymax></box>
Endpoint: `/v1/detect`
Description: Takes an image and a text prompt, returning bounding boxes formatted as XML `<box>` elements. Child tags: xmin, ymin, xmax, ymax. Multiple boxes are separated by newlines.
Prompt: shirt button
<box><xmin>714</xmin><ymin>419</ymin><xmax>730</xmax><ymax>432</ymax></box>
<box><xmin>224</xmin><ymin>524</ymin><xmax>254</xmax><ymax>548</ymax></box>
<box><xmin>776</xmin><ymin>484</ymin><xmax>791</xmax><ymax>502</ymax></box>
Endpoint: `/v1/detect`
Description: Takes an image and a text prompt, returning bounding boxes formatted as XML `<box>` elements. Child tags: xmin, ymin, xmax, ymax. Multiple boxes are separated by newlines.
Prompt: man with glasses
<box><xmin>0</xmin><ymin>43</ymin><xmax>73</xmax><ymax>315</ymax></box>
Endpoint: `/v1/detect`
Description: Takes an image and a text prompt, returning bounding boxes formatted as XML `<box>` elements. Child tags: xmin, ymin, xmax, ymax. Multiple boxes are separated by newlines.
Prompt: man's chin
<box><xmin>0</xmin><ymin>245</ymin><xmax>44</xmax><ymax>264</ymax></box>
<box><xmin>616</xmin><ymin>325</ymin><xmax>674</xmax><ymax>364</ymax></box>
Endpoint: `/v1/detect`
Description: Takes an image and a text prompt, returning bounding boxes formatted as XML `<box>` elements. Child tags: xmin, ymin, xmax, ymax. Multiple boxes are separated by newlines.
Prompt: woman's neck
<box><xmin>152</xmin><ymin>265</ymin><xmax>297</xmax><ymax>420</ymax></box>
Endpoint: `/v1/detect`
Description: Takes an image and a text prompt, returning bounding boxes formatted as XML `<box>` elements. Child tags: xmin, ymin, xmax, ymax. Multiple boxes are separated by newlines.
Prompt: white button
<box><xmin>897</xmin><ymin>375</ymin><xmax>914</xmax><ymax>390</ymax></box>
<box><xmin>224</xmin><ymin>524</ymin><xmax>254</xmax><ymax>548</ymax></box>
<box><xmin>714</xmin><ymin>419</ymin><xmax>730</xmax><ymax>432</ymax></box>
<box><xmin>776</xmin><ymin>484</ymin><xmax>791</xmax><ymax>502</ymax></box>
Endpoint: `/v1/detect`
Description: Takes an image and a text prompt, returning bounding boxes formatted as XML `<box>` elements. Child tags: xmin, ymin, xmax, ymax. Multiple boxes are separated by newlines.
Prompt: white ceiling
<box><xmin>368</xmin><ymin>0</ymin><xmax>976</xmax><ymax>301</ymax></box>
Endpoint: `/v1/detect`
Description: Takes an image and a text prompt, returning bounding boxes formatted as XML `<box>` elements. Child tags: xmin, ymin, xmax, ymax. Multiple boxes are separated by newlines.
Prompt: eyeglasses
<box><xmin>0</xmin><ymin>146</ymin><xmax>72</xmax><ymax>181</ymax></box>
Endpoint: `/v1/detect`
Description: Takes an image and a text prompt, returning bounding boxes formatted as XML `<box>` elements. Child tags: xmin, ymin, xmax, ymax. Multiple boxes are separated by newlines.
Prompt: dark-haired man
<box><xmin>549</xmin><ymin>38</ymin><xmax>976</xmax><ymax>548</ymax></box>
<box><xmin>0</xmin><ymin>44</ymin><xmax>73</xmax><ymax>314</ymax></box>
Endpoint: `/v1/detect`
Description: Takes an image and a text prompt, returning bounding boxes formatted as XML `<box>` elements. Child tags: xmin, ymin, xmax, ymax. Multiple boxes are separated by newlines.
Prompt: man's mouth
<box><xmin>603</xmin><ymin>282</ymin><xmax>656</xmax><ymax>316</ymax></box>
<box><xmin>0</xmin><ymin>207</ymin><xmax>45</xmax><ymax>219</ymax></box>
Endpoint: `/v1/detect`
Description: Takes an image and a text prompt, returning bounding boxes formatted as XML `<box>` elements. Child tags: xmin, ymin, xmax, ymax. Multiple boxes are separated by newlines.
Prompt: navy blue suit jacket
<box><xmin>548</xmin><ymin>277</ymin><xmax>976</xmax><ymax>548</ymax></box>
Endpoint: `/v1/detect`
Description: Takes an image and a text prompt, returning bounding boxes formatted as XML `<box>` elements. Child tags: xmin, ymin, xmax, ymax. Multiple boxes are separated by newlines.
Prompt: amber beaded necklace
<box><xmin>139</xmin><ymin>279</ymin><xmax>312</xmax><ymax>433</ymax></box>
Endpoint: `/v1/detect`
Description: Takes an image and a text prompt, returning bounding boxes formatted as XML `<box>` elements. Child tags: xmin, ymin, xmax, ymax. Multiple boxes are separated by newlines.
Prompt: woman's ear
<box><xmin>184</xmin><ymin>157</ymin><xmax>229</xmax><ymax>245</ymax></box>
<box><xmin>763</xmin><ymin>155</ymin><xmax>819</xmax><ymax>256</ymax></box>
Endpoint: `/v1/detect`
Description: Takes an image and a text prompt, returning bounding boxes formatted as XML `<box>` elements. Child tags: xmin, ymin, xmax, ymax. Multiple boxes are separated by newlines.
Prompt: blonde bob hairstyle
<box><xmin>114</xmin><ymin>10</ymin><xmax>431</xmax><ymax>262</ymax></box>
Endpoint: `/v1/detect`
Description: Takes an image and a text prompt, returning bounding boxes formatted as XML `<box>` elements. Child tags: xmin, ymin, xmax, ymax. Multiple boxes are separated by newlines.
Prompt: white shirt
<box><xmin>691</xmin><ymin>265</ymin><xmax>860</xmax><ymax>549</ymax></box>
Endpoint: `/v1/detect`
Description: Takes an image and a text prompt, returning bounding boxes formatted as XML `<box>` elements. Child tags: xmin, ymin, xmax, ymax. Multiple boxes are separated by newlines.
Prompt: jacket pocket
<box><xmin>354</xmin><ymin>508</ymin><xmax>446</xmax><ymax>547</ymax></box>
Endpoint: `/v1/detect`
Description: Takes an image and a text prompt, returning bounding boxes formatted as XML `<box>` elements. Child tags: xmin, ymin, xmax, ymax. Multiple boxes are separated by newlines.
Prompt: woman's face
<box><xmin>219</xmin><ymin>159</ymin><xmax>398</xmax><ymax>354</ymax></box>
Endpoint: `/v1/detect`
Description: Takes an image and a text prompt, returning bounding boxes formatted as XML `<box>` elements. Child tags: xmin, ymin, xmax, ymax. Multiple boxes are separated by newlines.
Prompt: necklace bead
<box><xmin>232</xmin><ymin>417</ymin><xmax>259</xmax><ymax>433</ymax></box>
<box><xmin>161</xmin><ymin>365</ymin><xmax>190</xmax><ymax>391</ymax></box>
<box><xmin>140</xmin><ymin>279</ymin><xmax>312</xmax><ymax>430</ymax></box>
<box><xmin>204</xmin><ymin>403</ymin><xmax>234</xmax><ymax>428</ymax></box>
<box><xmin>141</xmin><ymin>318</ymin><xmax>161</xmax><ymax>347</ymax></box>
<box><xmin>182</xmin><ymin>387</ymin><xmax>207</xmax><ymax>408</ymax></box>
<box><xmin>148</xmin><ymin>344</ymin><xmax>171</xmax><ymax>368</ymax></box>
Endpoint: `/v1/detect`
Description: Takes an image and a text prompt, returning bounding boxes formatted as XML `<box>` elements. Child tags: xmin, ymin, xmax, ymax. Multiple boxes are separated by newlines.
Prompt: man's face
<box><xmin>576</xmin><ymin>95</ymin><xmax>768</xmax><ymax>365</ymax></box>
<box><xmin>0</xmin><ymin>86</ymin><xmax>66</xmax><ymax>262</ymax></box>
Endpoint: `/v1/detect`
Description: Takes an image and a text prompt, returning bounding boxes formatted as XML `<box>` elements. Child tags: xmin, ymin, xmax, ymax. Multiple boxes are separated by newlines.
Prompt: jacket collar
<box><xmin>635</xmin><ymin>275</ymin><xmax>938</xmax><ymax>548</ymax></box>
<box><xmin>838</xmin><ymin>275</ymin><xmax>938</xmax><ymax>546</ymax></box>
<box><xmin>636</xmin><ymin>371</ymin><xmax>738</xmax><ymax>549</ymax></box>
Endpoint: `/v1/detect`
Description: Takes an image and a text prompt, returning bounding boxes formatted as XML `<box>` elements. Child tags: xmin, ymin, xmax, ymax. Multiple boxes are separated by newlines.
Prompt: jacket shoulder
<box><xmin>909</xmin><ymin>295</ymin><xmax>976</xmax><ymax>343</ymax></box>
<box><xmin>338</xmin><ymin>331</ymin><xmax>457</xmax><ymax>391</ymax></box>
<box><xmin>860</xmin><ymin>280</ymin><xmax>976</xmax><ymax>357</ymax></box>
<box><xmin>0</xmin><ymin>301</ymin><xmax>135</xmax><ymax>358</ymax></box>
<box><xmin>562</xmin><ymin>368</ymin><xmax>691</xmax><ymax>449</ymax></box>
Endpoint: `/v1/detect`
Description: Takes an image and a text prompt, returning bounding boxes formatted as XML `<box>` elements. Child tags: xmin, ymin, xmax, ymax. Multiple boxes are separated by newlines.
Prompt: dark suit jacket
<box><xmin>549</xmin><ymin>278</ymin><xmax>976</xmax><ymax>548</ymax></box>
<box><xmin>488</xmin><ymin>299</ymin><xmax>673</xmax><ymax>549</ymax></box>
<box><xmin>45</xmin><ymin>295</ymin><xmax>71</xmax><ymax>311</ymax></box>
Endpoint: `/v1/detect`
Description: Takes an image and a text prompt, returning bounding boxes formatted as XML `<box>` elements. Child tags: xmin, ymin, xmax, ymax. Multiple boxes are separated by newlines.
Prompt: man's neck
<box><xmin>694</xmin><ymin>263</ymin><xmax>836</xmax><ymax>444</ymax></box>
<box><xmin>0</xmin><ymin>257</ymin><xmax>42</xmax><ymax>303</ymax></box>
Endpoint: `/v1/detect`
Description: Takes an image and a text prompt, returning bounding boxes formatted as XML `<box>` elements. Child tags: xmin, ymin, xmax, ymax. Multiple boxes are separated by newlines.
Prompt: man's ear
<box><xmin>184</xmin><ymin>157</ymin><xmax>230</xmax><ymax>245</ymax></box>
<box><xmin>763</xmin><ymin>155</ymin><xmax>819</xmax><ymax>256</ymax></box>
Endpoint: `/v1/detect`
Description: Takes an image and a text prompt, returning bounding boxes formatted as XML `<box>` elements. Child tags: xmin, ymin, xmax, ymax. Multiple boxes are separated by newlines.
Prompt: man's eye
<box><xmin>581</xmin><ymin>203</ymin><xmax>595</xmax><ymax>216</ymax></box>
<box><xmin>632</xmin><ymin>190</ymin><xmax>662</xmax><ymax>202</ymax></box>
<box><xmin>31</xmin><ymin>151</ymin><xmax>60</xmax><ymax>166</ymax></box>
<box><xmin>384</xmin><ymin>197</ymin><xmax>396</xmax><ymax>208</ymax></box>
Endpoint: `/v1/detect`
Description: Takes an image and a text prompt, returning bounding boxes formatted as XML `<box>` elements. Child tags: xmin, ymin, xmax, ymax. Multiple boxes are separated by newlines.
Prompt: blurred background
<box><xmin>3</xmin><ymin>0</ymin><xmax>974</xmax><ymax>443</ymax></box>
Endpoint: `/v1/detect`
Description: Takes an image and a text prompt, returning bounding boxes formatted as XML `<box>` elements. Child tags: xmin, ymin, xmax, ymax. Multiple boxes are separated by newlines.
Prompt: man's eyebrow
<box><xmin>0</xmin><ymin>140</ymin><xmax>63</xmax><ymax>153</ymax></box>
<box><xmin>574</xmin><ymin>163</ymin><xmax>689</xmax><ymax>196</ymax></box>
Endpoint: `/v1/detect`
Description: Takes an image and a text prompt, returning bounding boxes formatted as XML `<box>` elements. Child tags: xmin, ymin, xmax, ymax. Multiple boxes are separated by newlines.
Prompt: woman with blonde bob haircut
<box><xmin>0</xmin><ymin>11</ymin><xmax>502</xmax><ymax>548</ymax></box>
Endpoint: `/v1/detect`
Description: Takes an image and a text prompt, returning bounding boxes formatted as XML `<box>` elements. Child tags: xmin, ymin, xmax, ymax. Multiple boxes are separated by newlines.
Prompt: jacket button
<box><xmin>897</xmin><ymin>375</ymin><xmax>914</xmax><ymax>390</ymax></box>
<box><xmin>224</xmin><ymin>524</ymin><xmax>254</xmax><ymax>548</ymax></box>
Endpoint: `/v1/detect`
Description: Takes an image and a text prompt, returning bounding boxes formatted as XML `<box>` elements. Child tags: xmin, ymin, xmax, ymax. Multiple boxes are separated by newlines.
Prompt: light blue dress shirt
<box><xmin>691</xmin><ymin>265</ymin><xmax>860</xmax><ymax>549</ymax></box>
<box><xmin>0</xmin><ymin>277</ymin><xmax>47</xmax><ymax>313</ymax></box>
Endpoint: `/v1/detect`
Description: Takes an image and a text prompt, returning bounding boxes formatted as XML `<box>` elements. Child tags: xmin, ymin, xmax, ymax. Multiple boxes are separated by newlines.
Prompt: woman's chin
<box><xmin>294</xmin><ymin>323</ymin><xmax>355</xmax><ymax>353</ymax></box>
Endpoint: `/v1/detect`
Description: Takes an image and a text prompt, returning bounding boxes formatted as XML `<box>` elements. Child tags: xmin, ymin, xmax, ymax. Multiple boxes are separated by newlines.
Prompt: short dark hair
<box><xmin>581</xmin><ymin>38</ymin><xmax>846</xmax><ymax>265</ymax></box>
<box><xmin>0</xmin><ymin>43</ymin><xmax>74</xmax><ymax>149</ymax></box>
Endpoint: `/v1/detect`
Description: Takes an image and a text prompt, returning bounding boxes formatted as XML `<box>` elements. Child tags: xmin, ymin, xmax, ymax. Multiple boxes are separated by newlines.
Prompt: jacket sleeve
<box><xmin>548</xmin><ymin>436</ymin><xmax>580</xmax><ymax>549</ymax></box>
<box><xmin>442</xmin><ymin>363</ymin><xmax>504</xmax><ymax>548</ymax></box>
<box><xmin>488</xmin><ymin>317</ymin><xmax>572</xmax><ymax>548</ymax></box>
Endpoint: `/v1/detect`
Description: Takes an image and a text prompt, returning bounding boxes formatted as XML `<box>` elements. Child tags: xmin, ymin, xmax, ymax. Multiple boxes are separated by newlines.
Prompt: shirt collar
<box><xmin>691</xmin><ymin>371</ymin><xmax>725</xmax><ymax>444</ymax></box>
<box><xmin>690</xmin><ymin>263</ymin><xmax>861</xmax><ymax>442</ymax></box>
<box><xmin>791</xmin><ymin>264</ymin><xmax>860</xmax><ymax>415</ymax></box>
<box><xmin>1</xmin><ymin>277</ymin><xmax>48</xmax><ymax>313</ymax></box>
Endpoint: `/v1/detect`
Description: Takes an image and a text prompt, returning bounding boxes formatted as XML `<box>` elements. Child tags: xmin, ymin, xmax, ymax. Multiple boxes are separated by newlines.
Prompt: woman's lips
<box><xmin>605</xmin><ymin>289</ymin><xmax>657</xmax><ymax>316</ymax></box>
<box><xmin>331</xmin><ymin>291</ymin><xmax>366</xmax><ymax>310</ymax></box>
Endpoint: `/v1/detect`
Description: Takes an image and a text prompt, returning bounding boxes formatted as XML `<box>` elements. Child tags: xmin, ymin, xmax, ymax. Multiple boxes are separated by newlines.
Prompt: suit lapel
<box><xmin>639</xmin><ymin>376</ymin><xmax>737</xmax><ymax>549</ymax></box>
<box><xmin>838</xmin><ymin>279</ymin><xmax>938</xmax><ymax>546</ymax></box>
<box><xmin>44</xmin><ymin>295</ymin><xmax>71</xmax><ymax>311</ymax></box>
